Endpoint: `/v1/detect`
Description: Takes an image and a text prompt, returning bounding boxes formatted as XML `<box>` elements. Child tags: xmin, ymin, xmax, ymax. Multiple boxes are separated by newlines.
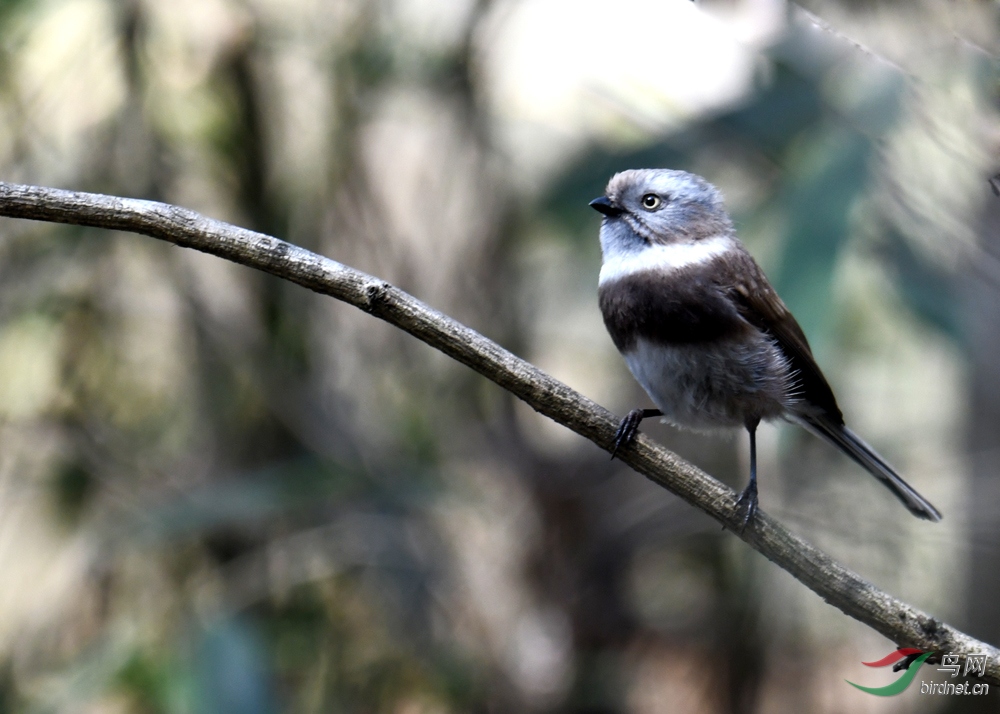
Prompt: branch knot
<box><xmin>364</xmin><ymin>279</ymin><xmax>392</xmax><ymax>315</ymax></box>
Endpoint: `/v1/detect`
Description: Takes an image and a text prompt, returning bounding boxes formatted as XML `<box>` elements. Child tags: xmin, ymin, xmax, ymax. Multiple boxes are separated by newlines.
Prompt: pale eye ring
<box><xmin>641</xmin><ymin>193</ymin><xmax>661</xmax><ymax>210</ymax></box>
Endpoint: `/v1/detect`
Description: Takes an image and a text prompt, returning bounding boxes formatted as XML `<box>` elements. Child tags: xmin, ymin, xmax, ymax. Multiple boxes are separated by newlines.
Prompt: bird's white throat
<box><xmin>598</xmin><ymin>235</ymin><xmax>735</xmax><ymax>286</ymax></box>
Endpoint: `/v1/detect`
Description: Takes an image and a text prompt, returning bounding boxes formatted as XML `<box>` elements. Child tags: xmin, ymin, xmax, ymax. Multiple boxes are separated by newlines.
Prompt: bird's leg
<box><xmin>735</xmin><ymin>418</ymin><xmax>761</xmax><ymax>530</ymax></box>
<box><xmin>610</xmin><ymin>408</ymin><xmax>663</xmax><ymax>459</ymax></box>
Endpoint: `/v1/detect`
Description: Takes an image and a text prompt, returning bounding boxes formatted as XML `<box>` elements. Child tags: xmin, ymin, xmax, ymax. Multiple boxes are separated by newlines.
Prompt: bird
<box><xmin>589</xmin><ymin>168</ymin><xmax>941</xmax><ymax>527</ymax></box>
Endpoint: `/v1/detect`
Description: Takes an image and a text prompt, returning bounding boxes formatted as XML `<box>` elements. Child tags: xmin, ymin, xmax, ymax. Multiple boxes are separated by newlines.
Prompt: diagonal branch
<box><xmin>0</xmin><ymin>181</ymin><xmax>995</xmax><ymax>682</ymax></box>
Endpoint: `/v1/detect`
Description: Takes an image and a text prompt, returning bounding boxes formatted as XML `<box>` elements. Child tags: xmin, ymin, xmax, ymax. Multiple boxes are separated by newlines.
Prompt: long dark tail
<box><xmin>794</xmin><ymin>415</ymin><xmax>942</xmax><ymax>522</ymax></box>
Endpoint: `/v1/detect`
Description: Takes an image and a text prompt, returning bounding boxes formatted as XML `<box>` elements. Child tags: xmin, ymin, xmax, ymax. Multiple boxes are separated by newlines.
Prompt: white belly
<box><xmin>623</xmin><ymin>336</ymin><xmax>795</xmax><ymax>431</ymax></box>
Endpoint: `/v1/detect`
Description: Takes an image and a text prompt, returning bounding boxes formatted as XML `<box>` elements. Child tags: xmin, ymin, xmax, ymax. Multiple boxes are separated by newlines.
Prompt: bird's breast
<box><xmin>597</xmin><ymin>264</ymin><xmax>798</xmax><ymax>428</ymax></box>
<box><xmin>597</xmin><ymin>265</ymin><xmax>749</xmax><ymax>352</ymax></box>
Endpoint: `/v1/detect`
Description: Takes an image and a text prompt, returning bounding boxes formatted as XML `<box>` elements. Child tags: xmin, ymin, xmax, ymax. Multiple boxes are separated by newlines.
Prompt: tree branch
<box><xmin>0</xmin><ymin>181</ymin><xmax>994</xmax><ymax>681</ymax></box>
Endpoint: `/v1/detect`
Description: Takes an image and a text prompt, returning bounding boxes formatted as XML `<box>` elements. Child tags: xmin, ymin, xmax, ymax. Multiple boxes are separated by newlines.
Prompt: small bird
<box><xmin>589</xmin><ymin>168</ymin><xmax>941</xmax><ymax>526</ymax></box>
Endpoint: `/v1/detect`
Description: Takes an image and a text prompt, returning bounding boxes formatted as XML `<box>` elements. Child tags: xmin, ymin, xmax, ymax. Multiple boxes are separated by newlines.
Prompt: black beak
<box><xmin>589</xmin><ymin>196</ymin><xmax>623</xmax><ymax>217</ymax></box>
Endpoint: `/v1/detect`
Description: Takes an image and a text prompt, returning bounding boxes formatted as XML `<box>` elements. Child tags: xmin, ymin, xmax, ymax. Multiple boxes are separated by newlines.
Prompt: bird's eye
<box><xmin>641</xmin><ymin>194</ymin><xmax>661</xmax><ymax>210</ymax></box>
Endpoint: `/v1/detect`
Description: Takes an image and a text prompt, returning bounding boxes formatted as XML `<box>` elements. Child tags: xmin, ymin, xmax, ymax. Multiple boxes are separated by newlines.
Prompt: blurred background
<box><xmin>0</xmin><ymin>0</ymin><xmax>994</xmax><ymax>711</ymax></box>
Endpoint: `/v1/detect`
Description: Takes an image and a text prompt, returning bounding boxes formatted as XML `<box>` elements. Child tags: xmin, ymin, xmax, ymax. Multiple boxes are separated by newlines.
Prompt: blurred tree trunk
<box><xmin>953</xmin><ymin>169</ymin><xmax>1000</xmax><ymax>714</ymax></box>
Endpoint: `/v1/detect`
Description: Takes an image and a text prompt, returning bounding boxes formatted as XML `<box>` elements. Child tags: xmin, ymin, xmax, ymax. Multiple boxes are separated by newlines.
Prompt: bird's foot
<box><xmin>735</xmin><ymin>480</ymin><xmax>759</xmax><ymax>532</ymax></box>
<box><xmin>610</xmin><ymin>409</ymin><xmax>647</xmax><ymax>459</ymax></box>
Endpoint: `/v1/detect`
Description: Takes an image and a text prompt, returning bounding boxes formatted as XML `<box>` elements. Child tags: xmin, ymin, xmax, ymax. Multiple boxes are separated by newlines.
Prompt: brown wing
<box><xmin>721</xmin><ymin>248</ymin><xmax>843</xmax><ymax>424</ymax></box>
<box><xmin>717</xmin><ymin>247</ymin><xmax>941</xmax><ymax>521</ymax></box>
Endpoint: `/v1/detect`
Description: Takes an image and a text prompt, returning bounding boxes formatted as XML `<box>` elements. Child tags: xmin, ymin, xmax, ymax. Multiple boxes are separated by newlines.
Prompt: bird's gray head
<box><xmin>589</xmin><ymin>169</ymin><xmax>734</xmax><ymax>262</ymax></box>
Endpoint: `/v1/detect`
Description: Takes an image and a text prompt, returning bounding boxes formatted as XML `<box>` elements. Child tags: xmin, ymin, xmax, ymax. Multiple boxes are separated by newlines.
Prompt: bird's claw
<box><xmin>735</xmin><ymin>480</ymin><xmax>759</xmax><ymax>532</ymax></box>
<box><xmin>610</xmin><ymin>409</ymin><xmax>647</xmax><ymax>459</ymax></box>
